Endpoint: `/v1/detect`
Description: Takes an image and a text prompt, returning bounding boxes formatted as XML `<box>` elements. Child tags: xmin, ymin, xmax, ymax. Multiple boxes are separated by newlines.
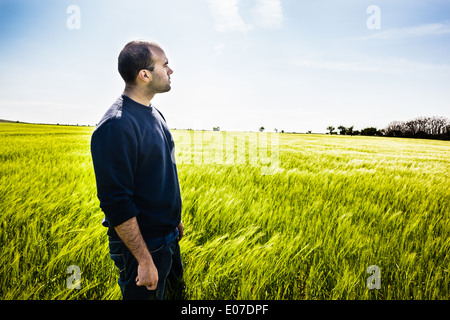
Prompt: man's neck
<box><xmin>123</xmin><ymin>86</ymin><xmax>155</xmax><ymax>107</ymax></box>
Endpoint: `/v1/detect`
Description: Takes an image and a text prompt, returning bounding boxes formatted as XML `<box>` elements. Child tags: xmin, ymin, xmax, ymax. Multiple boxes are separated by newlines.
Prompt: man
<box><xmin>91</xmin><ymin>40</ymin><xmax>185</xmax><ymax>300</ymax></box>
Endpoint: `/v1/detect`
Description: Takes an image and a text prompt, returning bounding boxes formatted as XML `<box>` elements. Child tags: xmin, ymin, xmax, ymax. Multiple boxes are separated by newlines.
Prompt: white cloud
<box><xmin>207</xmin><ymin>0</ymin><xmax>253</xmax><ymax>33</ymax></box>
<box><xmin>291</xmin><ymin>55</ymin><xmax>450</xmax><ymax>75</ymax></box>
<box><xmin>207</xmin><ymin>0</ymin><xmax>283</xmax><ymax>32</ymax></box>
<box><xmin>291</xmin><ymin>57</ymin><xmax>381</xmax><ymax>73</ymax></box>
<box><xmin>354</xmin><ymin>22</ymin><xmax>450</xmax><ymax>40</ymax></box>
<box><xmin>214</xmin><ymin>43</ymin><xmax>225</xmax><ymax>55</ymax></box>
<box><xmin>251</xmin><ymin>0</ymin><xmax>283</xmax><ymax>29</ymax></box>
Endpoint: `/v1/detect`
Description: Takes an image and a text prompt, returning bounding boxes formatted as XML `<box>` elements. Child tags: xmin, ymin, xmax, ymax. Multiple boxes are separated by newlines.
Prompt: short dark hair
<box><xmin>118</xmin><ymin>40</ymin><xmax>156</xmax><ymax>84</ymax></box>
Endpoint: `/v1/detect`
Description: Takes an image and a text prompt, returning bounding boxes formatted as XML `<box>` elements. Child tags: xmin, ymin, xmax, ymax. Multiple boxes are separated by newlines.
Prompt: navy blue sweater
<box><xmin>91</xmin><ymin>95</ymin><xmax>182</xmax><ymax>239</ymax></box>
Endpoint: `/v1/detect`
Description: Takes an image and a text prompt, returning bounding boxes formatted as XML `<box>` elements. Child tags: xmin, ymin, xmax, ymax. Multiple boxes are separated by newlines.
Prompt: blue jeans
<box><xmin>108</xmin><ymin>229</ymin><xmax>185</xmax><ymax>300</ymax></box>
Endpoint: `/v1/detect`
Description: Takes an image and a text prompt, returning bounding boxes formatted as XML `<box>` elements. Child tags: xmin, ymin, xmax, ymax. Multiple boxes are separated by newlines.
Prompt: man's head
<box><xmin>118</xmin><ymin>40</ymin><xmax>173</xmax><ymax>94</ymax></box>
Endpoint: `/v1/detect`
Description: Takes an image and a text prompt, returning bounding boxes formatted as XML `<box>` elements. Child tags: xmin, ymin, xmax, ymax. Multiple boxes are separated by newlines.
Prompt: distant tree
<box><xmin>384</xmin><ymin>121</ymin><xmax>404</xmax><ymax>137</ymax></box>
<box><xmin>360</xmin><ymin>127</ymin><xmax>381</xmax><ymax>136</ymax></box>
<box><xmin>337</xmin><ymin>125</ymin><xmax>347</xmax><ymax>135</ymax></box>
<box><xmin>259</xmin><ymin>126</ymin><xmax>265</xmax><ymax>132</ymax></box>
<box><xmin>307</xmin><ymin>130</ymin><xmax>312</xmax><ymax>134</ymax></box>
<box><xmin>384</xmin><ymin>116</ymin><xmax>450</xmax><ymax>140</ymax></box>
<box><xmin>274</xmin><ymin>128</ymin><xmax>278</xmax><ymax>133</ymax></box>
<box><xmin>326</xmin><ymin>126</ymin><xmax>335</xmax><ymax>135</ymax></box>
<box><xmin>345</xmin><ymin>126</ymin><xmax>354</xmax><ymax>136</ymax></box>
<box><xmin>213</xmin><ymin>126</ymin><xmax>220</xmax><ymax>131</ymax></box>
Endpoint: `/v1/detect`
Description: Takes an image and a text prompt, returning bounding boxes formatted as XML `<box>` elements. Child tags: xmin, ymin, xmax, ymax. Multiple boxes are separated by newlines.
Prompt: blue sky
<box><xmin>0</xmin><ymin>0</ymin><xmax>449</xmax><ymax>133</ymax></box>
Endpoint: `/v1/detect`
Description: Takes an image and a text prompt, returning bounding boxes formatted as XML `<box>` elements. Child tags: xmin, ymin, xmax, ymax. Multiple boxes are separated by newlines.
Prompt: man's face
<box><xmin>148</xmin><ymin>46</ymin><xmax>173</xmax><ymax>94</ymax></box>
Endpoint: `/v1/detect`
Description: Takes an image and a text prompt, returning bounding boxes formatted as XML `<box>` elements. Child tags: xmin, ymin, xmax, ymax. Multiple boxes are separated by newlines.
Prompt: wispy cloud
<box><xmin>207</xmin><ymin>0</ymin><xmax>283</xmax><ymax>33</ymax></box>
<box><xmin>251</xmin><ymin>0</ymin><xmax>283</xmax><ymax>29</ymax></box>
<box><xmin>214</xmin><ymin>43</ymin><xmax>225</xmax><ymax>55</ymax></box>
<box><xmin>291</xmin><ymin>55</ymin><xmax>450</xmax><ymax>74</ymax></box>
<box><xmin>354</xmin><ymin>22</ymin><xmax>450</xmax><ymax>40</ymax></box>
<box><xmin>207</xmin><ymin>0</ymin><xmax>253</xmax><ymax>33</ymax></box>
<box><xmin>291</xmin><ymin>57</ymin><xmax>381</xmax><ymax>73</ymax></box>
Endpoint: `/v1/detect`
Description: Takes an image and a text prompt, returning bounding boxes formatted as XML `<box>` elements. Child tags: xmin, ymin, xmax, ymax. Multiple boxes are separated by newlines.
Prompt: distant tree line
<box><xmin>326</xmin><ymin>116</ymin><xmax>450</xmax><ymax>140</ymax></box>
<box><xmin>326</xmin><ymin>125</ymin><xmax>382</xmax><ymax>136</ymax></box>
<box><xmin>384</xmin><ymin>116</ymin><xmax>450</xmax><ymax>140</ymax></box>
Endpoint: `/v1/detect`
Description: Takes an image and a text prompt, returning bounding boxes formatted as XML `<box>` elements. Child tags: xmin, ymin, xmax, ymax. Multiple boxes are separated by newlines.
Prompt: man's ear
<box><xmin>137</xmin><ymin>69</ymin><xmax>152</xmax><ymax>83</ymax></box>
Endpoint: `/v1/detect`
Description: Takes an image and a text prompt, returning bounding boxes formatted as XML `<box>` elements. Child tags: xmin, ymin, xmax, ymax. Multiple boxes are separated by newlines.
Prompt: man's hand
<box><xmin>177</xmin><ymin>221</ymin><xmax>184</xmax><ymax>241</ymax></box>
<box><xmin>114</xmin><ymin>217</ymin><xmax>159</xmax><ymax>291</ymax></box>
<box><xmin>136</xmin><ymin>260</ymin><xmax>159</xmax><ymax>290</ymax></box>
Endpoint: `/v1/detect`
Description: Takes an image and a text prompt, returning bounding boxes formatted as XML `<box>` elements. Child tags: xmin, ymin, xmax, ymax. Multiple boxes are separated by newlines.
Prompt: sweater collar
<box><xmin>121</xmin><ymin>94</ymin><xmax>153</xmax><ymax>111</ymax></box>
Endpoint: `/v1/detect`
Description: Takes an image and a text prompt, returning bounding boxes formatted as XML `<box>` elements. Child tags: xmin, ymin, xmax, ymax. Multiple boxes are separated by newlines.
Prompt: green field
<box><xmin>0</xmin><ymin>122</ymin><xmax>449</xmax><ymax>300</ymax></box>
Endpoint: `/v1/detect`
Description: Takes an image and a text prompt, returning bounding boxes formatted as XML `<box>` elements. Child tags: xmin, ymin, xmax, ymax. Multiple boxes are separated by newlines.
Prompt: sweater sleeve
<box><xmin>90</xmin><ymin>120</ymin><xmax>139</xmax><ymax>228</ymax></box>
